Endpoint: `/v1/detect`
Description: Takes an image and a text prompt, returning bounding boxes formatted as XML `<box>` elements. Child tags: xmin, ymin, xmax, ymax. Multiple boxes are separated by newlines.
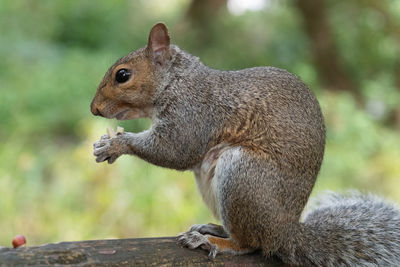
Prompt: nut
<box><xmin>116</xmin><ymin>126</ymin><xmax>125</xmax><ymax>135</ymax></box>
<box><xmin>106</xmin><ymin>127</ymin><xmax>116</xmax><ymax>138</ymax></box>
<box><xmin>12</xmin><ymin>235</ymin><xmax>26</xmax><ymax>248</ymax></box>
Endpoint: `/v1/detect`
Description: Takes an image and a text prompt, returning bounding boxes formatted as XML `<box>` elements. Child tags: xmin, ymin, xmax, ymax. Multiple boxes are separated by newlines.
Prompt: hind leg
<box><xmin>180</xmin><ymin>146</ymin><xmax>294</xmax><ymax>259</ymax></box>
<box><xmin>215</xmin><ymin>147</ymin><xmax>295</xmax><ymax>256</ymax></box>
<box><xmin>179</xmin><ymin>147</ymin><xmax>267</xmax><ymax>258</ymax></box>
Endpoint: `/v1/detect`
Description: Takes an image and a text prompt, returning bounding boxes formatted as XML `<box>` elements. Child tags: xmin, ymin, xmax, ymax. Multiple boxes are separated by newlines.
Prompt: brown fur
<box><xmin>91</xmin><ymin>49</ymin><xmax>156</xmax><ymax>120</ymax></box>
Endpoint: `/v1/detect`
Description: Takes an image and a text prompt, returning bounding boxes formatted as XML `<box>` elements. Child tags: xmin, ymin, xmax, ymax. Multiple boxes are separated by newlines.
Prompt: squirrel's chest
<box><xmin>192</xmin><ymin>144</ymin><xmax>231</xmax><ymax>220</ymax></box>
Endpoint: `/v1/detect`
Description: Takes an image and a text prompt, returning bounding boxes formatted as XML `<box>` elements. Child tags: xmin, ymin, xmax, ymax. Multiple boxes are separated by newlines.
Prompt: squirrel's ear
<box><xmin>147</xmin><ymin>23</ymin><xmax>170</xmax><ymax>65</ymax></box>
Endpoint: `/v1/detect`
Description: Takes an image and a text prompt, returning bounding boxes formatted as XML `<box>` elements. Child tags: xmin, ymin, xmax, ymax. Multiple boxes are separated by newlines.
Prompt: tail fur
<box><xmin>277</xmin><ymin>191</ymin><xmax>400</xmax><ymax>266</ymax></box>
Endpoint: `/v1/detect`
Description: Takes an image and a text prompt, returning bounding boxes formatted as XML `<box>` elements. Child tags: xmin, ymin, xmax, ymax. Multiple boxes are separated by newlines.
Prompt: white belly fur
<box><xmin>192</xmin><ymin>144</ymin><xmax>231</xmax><ymax>220</ymax></box>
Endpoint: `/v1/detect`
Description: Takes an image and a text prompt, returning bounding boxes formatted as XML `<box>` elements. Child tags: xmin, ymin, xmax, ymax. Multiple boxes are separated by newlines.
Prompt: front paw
<box><xmin>93</xmin><ymin>134</ymin><xmax>124</xmax><ymax>164</ymax></box>
<box><xmin>177</xmin><ymin>231</ymin><xmax>219</xmax><ymax>260</ymax></box>
<box><xmin>190</xmin><ymin>223</ymin><xmax>229</xmax><ymax>238</ymax></box>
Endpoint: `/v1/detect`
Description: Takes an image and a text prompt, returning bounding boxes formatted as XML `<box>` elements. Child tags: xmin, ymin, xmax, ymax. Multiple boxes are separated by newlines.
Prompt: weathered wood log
<box><xmin>0</xmin><ymin>237</ymin><xmax>283</xmax><ymax>266</ymax></box>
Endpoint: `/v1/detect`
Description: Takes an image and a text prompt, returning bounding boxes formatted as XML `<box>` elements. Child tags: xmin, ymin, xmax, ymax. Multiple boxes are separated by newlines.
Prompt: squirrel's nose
<box><xmin>92</xmin><ymin>108</ymin><xmax>102</xmax><ymax>117</ymax></box>
<box><xmin>90</xmin><ymin>102</ymin><xmax>103</xmax><ymax>117</ymax></box>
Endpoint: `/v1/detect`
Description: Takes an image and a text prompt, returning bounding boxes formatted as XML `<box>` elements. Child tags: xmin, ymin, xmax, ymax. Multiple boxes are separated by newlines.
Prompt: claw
<box><xmin>208</xmin><ymin>247</ymin><xmax>217</xmax><ymax>260</ymax></box>
<box><xmin>107</xmin><ymin>156</ymin><xmax>117</xmax><ymax>164</ymax></box>
<box><xmin>177</xmin><ymin>234</ymin><xmax>185</xmax><ymax>244</ymax></box>
<box><xmin>96</xmin><ymin>155</ymin><xmax>107</xmax><ymax>163</ymax></box>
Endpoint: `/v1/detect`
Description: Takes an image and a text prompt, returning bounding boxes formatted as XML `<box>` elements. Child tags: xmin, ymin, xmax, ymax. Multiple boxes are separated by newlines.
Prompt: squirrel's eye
<box><xmin>115</xmin><ymin>69</ymin><xmax>131</xmax><ymax>83</ymax></box>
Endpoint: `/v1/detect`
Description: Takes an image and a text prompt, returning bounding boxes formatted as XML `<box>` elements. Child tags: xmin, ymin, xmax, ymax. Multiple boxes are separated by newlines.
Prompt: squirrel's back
<box><xmin>214</xmin><ymin>66</ymin><xmax>325</xmax><ymax>164</ymax></box>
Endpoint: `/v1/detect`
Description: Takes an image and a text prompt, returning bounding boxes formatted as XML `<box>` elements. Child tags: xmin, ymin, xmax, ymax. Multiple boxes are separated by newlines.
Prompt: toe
<box><xmin>96</xmin><ymin>153</ymin><xmax>110</xmax><ymax>163</ymax></box>
<box><xmin>107</xmin><ymin>155</ymin><xmax>118</xmax><ymax>164</ymax></box>
<box><xmin>177</xmin><ymin>231</ymin><xmax>205</xmax><ymax>249</ymax></box>
<box><xmin>94</xmin><ymin>141</ymin><xmax>107</xmax><ymax>149</ymax></box>
<box><xmin>94</xmin><ymin>146</ymin><xmax>108</xmax><ymax>156</ymax></box>
<box><xmin>189</xmin><ymin>224</ymin><xmax>202</xmax><ymax>232</ymax></box>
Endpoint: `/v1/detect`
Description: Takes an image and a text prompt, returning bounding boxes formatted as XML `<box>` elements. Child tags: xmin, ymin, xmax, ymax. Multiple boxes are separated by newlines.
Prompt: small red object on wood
<box><xmin>12</xmin><ymin>235</ymin><xmax>26</xmax><ymax>248</ymax></box>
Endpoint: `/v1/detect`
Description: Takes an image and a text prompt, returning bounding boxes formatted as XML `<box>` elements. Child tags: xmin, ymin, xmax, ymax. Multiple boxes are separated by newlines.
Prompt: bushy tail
<box><xmin>277</xmin><ymin>191</ymin><xmax>400</xmax><ymax>267</ymax></box>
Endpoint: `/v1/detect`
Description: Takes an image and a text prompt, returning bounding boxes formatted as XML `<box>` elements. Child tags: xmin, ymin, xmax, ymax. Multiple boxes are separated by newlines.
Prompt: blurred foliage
<box><xmin>0</xmin><ymin>0</ymin><xmax>399</xmax><ymax>247</ymax></box>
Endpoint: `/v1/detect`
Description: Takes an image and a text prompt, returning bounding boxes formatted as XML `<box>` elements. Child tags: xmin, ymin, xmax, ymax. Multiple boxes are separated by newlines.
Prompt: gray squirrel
<box><xmin>90</xmin><ymin>23</ymin><xmax>400</xmax><ymax>266</ymax></box>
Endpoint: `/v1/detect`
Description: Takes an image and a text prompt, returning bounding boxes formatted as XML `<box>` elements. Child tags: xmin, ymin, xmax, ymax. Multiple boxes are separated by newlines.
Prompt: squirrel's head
<box><xmin>90</xmin><ymin>23</ymin><xmax>171</xmax><ymax>120</ymax></box>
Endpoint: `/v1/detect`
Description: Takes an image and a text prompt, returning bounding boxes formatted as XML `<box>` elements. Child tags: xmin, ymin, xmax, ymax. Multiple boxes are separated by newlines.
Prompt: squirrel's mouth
<box><xmin>114</xmin><ymin>109</ymin><xmax>130</xmax><ymax>120</ymax></box>
<box><xmin>112</xmin><ymin>106</ymin><xmax>153</xmax><ymax>120</ymax></box>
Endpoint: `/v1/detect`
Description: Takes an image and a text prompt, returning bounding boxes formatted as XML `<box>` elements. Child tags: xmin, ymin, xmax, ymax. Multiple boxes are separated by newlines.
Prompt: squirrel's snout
<box><xmin>92</xmin><ymin>108</ymin><xmax>102</xmax><ymax>117</ymax></box>
<box><xmin>90</xmin><ymin>101</ymin><xmax>103</xmax><ymax>117</ymax></box>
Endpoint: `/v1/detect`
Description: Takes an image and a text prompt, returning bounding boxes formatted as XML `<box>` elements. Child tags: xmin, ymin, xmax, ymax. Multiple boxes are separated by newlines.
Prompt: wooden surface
<box><xmin>0</xmin><ymin>237</ymin><xmax>283</xmax><ymax>266</ymax></box>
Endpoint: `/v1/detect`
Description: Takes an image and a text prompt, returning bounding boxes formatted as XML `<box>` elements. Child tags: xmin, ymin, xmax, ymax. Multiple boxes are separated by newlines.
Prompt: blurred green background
<box><xmin>0</xmin><ymin>0</ymin><xmax>399</xmax><ymax>247</ymax></box>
